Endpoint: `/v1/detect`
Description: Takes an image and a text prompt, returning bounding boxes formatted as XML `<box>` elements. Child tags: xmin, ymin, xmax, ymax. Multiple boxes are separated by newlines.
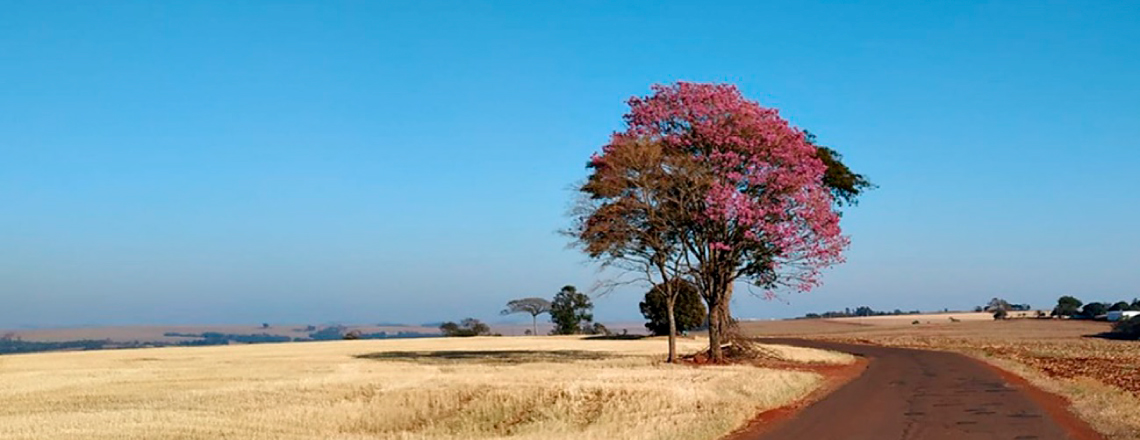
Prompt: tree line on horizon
<box><xmin>1050</xmin><ymin>295</ymin><xmax>1140</xmax><ymax>319</ymax></box>
<box><xmin>442</xmin><ymin>285</ymin><xmax>611</xmax><ymax>337</ymax></box>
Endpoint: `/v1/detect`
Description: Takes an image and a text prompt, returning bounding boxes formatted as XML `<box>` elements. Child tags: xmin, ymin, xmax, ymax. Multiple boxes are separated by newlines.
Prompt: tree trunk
<box><xmin>707</xmin><ymin>296</ymin><xmax>723</xmax><ymax>363</ymax></box>
<box><xmin>665</xmin><ymin>297</ymin><xmax>677</xmax><ymax>363</ymax></box>
<box><xmin>531</xmin><ymin>315</ymin><xmax>538</xmax><ymax>337</ymax></box>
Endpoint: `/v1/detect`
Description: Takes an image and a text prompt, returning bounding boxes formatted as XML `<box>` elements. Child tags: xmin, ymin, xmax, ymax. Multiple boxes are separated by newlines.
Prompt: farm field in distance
<box><xmin>4</xmin><ymin>322</ymin><xmax>649</xmax><ymax>344</ymax></box>
<box><xmin>0</xmin><ymin>335</ymin><xmax>851</xmax><ymax>440</ymax></box>
<box><xmin>740</xmin><ymin>314</ymin><xmax>1140</xmax><ymax>440</ymax></box>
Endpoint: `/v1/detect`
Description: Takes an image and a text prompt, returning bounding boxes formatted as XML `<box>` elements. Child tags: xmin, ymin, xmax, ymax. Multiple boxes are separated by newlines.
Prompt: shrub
<box><xmin>1113</xmin><ymin>316</ymin><xmax>1140</xmax><ymax>339</ymax></box>
<box><xmin>639</xmin><ymin>280</ymin><xmax>706</xmax><ymax>336</ymax></box>
<box><xmin>439</xmin><ymin>318</ymin><xmax>492</xmax><ymax>337</ymax></box>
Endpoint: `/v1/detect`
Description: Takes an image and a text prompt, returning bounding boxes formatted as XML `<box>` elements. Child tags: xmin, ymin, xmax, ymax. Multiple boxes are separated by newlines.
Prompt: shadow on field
<box><xmin>1084</xmin><ymin>332</ymin><xmax>1138</xmax><ymax>341</ymax></box>
<box><xmin>583</xmin><ymin>334</ymin><xmax>647</xmax><ymax>340</ymax></box>
<box><xmin>354</xmin><ymin>350</ymin><xmax>617</xmax><ymax>364</ymax></box>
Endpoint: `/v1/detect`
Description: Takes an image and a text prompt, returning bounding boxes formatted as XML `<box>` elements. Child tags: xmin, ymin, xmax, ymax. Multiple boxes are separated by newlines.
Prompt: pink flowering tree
<box><xmin>578</xmin><ymin>82</ymin><xmax>860</xmax><ymax>362</ymax></box>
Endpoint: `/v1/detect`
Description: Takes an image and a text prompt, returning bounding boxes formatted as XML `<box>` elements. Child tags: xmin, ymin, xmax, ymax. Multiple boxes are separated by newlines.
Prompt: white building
<box><xmin>1106</xmin><ymin>310</ymin><xmax>1140</xmax><ymax>322</ymax></box>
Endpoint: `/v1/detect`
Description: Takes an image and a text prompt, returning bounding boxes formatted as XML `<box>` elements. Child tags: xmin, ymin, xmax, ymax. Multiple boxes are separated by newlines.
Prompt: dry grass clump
<box><xmin>0</xmin><ymin>336</ymin><xmax>841</xmax><ymax>440</ymax></box>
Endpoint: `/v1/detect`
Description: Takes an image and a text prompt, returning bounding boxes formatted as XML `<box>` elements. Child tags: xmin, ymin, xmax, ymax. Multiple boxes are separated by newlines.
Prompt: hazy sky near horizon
<box><xmin>2</xmin><ymin>1</ymin><xmax>1138</xmax><ymax>328</ymax></box>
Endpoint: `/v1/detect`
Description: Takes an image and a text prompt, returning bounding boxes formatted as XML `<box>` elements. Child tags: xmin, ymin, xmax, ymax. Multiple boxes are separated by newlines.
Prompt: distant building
<box><xmin>1106</xmin><ymin>311</ymin><xmax>1140</xmax><ymax>322</ymax></box>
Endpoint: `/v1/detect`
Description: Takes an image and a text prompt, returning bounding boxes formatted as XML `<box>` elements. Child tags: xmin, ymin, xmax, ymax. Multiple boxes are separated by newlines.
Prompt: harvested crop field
<box><xmin>0</xmin><ymin>336</ymin><xmax>850</xmax><ymax>440</ymax></box>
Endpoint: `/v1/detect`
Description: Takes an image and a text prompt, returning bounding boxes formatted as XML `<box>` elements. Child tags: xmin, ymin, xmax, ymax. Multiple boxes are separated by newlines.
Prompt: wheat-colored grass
<box><xmin>0</xmin><ymin>336</ymin><xmax>847</xmax><ymax>440</ymax></box>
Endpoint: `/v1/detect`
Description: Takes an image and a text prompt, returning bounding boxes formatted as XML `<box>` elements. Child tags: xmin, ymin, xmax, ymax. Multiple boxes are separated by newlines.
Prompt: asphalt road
<box><xmin>749</xmin><ymin>339</ymin><xmax>1096</xmax><ymax>440</ymax></box>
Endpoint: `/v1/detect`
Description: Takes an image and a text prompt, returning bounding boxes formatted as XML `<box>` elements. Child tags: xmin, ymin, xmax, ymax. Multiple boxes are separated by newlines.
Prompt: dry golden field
<box><xmin>741</xmin><ymin>317</ymin><xmax>1140</xmax><ymax>440</ymax></box>
<box><xmin>3</xmin><ymin>322</ymin><xmax>653</xmax><ymax>343</ymax></box>
<box><xmin>0</xmin><ymin>336</ymin><xmax>850</xmax><ymax>440</ymax></box>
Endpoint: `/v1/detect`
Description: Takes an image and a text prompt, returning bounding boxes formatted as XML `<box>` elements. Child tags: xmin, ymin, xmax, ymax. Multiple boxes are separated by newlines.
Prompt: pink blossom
<box><xmin>609</xmin><ymin>82</ymin><xmax>849</xmax><ymax>294</ymax></box>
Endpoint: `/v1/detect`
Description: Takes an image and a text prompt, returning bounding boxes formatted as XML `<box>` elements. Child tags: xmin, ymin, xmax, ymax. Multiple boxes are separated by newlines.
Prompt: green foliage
<box><xmin>1108</xmin><ymin>301</ymin><xmax>1131</xmax><ymax>312</ymax></box>
<box><xmin>1052</xmin><ymin>295</ymin><xmax>1083</xmax><ymax>317</ymax></box>
<box><xmin>1082</xmin><ymin>302</ymin><xmax>1108</xmax><ymax>318</ymax></box>
<box><xmin>549</xmin><ymin>285</ymin><xmax>594</xmax><ymax>335</ymax></box>
<box><xmin>993</xmin><ymin>309</ymin><xmax>1008</xmax><ymax>320</ymax></box>
<box><xmin>806</xmin><ymin>132</ymin><xmax>875</xmax><ymax>207</ymax></box>
<box><xmin>639</xmin><ymin>280</ymin><xmax>706</xmax><ymax>336</ymax></box>
<box><xmin>986</xmin><ymin>298</ymin><xmax>1011</xmax><ymax>312</ymax></box>
<box><xmin>439</xmin><ymin>318</ymin><xmax>492</xmax><ymax>337</ymax></box>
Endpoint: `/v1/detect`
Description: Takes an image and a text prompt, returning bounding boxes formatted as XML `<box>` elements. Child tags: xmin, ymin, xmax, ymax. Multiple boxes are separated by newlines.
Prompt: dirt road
<box><xmin>746</xmin><ymin>339</ymin><xmax>1102</xmax><ymax>440</ymax></box>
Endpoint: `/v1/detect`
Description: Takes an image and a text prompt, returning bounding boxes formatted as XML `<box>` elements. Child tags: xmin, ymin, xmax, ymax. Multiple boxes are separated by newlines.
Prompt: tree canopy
<box><xmin>640</xmin><ymin>279</ymin><xmax>706</xmax><ymax>336</ymax></box>
<box><xmin>578</xmin><ymin>82</ymin><xmax>859</xmax><ymax>361</ymax></box>
<box><xmin>501</xmin><ymin>297</ymin><xmax>552</xmax><ymax>336</ymax></box>
<box><xmin>1052</xmin><ymin>296</ymin><xmax>1083</xmax><ymax>317</ymax></box>
<box><xmin>549</xmin><ymin>286</ymin><xmax>594</xmax><ymax>335</ymax></box>
<box><xmin>439</xmin><ymin>318</ymin><xmax>492</xmax><ymax>337</ymax></box>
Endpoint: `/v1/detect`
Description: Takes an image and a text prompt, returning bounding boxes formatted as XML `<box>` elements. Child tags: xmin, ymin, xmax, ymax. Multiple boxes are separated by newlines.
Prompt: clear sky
<box><xmin>2</xmin><ymin>1</ymin><xmax>1138</xmax><ymax>328</ymax></box>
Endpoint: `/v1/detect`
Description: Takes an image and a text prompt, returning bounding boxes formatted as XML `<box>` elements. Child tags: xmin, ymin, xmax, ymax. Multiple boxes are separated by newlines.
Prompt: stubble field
<box><xmin>0</xmin><ymin>336</ymin><xmax>850</xmax><ymax>440</ymax></box>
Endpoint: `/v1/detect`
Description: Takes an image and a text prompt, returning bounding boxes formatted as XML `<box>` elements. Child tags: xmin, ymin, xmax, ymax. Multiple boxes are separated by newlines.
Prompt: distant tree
<box><xmin>1132</xmin><ymin>299</ymin><xmax>1140</xmax><ymax>311</ymax></box>
<box><xmin>640</xmin><ymin>279</ymin><xmax>706</xmax><ymax>336</ymax></box>
<box><xmin>550</xmin><ymin>285</ymin><xmax>593</xmax><ymax>335</ymax></box>
<box><xmin>1081</xmin><ymin>302</ymin><xmax>1108</xmax><ymax>318</ymax></box>
<box><xmin>854</xmin><ymin>306</ymin><xmax>875</xmax><ymax>317</ymax></box>
<box><xmin>439</xmin><ymin>318</ymin><xmax>492</xmax><ymax>337</ymax></box>
<box><xmin>986</xmin><ymin>298</ymin><xmax>1011</xmax><ymax>312</ymax></box>
<box><xmin>309</xmin><ymin>325</ymin><xmax>347</xmax><ymax>340</ymax></box>
<box><xmin>1052</xmin><ymin>296</ymin><xmax>1083</xmax><ymax>317</ymax></box>
<box><xmin>343</xmin><ymin>330</ymin><xmax>362</xmax><ymax>340</ymax></box>
<box><xmin>993</xmin><ymin>309</ymin><xmax>1008</xmax><ymax>320</ymax></box>
<box><xmin>587</xmin><ymin>322</ymin><xmax>612</xmax><ymax>336</ymax></box>
<box><xmin>1108</xmin><ymin>301</ymin><xmax>1131</xmax><ymax>312</ymax></box>
<box><xmin>973</xmin><ymin>306</ymin><xmax>984</xmax><ymax>313</ymax></box>
<box><xmin>501</xmin><ymin>297</ymin><xmax>552</xmax><ymax>337</ymax></box>
<box><xmin>261</xmin><ymin>323</ymin><xmax>270</xmax><ymax>329</ymax></box>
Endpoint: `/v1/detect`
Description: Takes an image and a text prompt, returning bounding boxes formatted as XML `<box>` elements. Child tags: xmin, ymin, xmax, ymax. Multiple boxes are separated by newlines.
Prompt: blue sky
<box><xmin>2</xmin><ymin>1</ymin><xmax>1137</xmax><ymax>327</ymax></box>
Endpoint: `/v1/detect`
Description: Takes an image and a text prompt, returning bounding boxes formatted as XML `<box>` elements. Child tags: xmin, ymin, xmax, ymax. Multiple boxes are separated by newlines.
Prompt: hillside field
<box><xmin>0</xmin><ymin>336</ymin><xmax>850</xmax><ymax>440</ymax></box>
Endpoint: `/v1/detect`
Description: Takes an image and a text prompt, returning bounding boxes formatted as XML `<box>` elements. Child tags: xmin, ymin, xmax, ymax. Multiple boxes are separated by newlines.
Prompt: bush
<box><xmin>439</xmin><ymin>318</ymin><xmax>492</xmax><ymax>337</ymax></box>
<box><xmin>639</xmin><ymin>280</ymin><xmax>706</xmax><ymax>336</ymax></box>
<box><xmin>1113</xmin><ymin>316</ymin><xmax>1140</xmax><ymax>339</ymax></box>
